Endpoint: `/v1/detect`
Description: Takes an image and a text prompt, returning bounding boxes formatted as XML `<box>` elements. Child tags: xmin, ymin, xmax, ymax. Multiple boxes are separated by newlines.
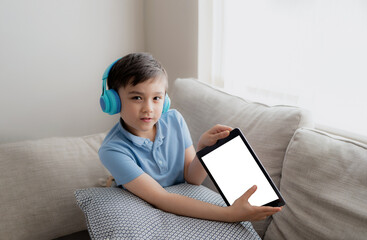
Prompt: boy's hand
<box><xmin>228</xmin><ymin>185</ymin><xmax>282</xmax><ymax>222</ymax></box>
<box><xmin>197</xmin><ymin>124</ymin><xmax>233</xmax><ymax>151</ymax></box>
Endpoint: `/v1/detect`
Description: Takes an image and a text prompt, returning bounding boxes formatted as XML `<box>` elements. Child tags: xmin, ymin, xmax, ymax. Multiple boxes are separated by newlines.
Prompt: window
<box><xmin>199</xmin><ymin>0</ymin><xmax>367</xmax><ymax>139</ymax></box>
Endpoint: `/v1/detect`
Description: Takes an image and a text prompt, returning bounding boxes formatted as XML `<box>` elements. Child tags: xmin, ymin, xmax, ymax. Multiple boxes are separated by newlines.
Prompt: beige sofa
<box><xmin>1</xmin><ymin>78</ymin><xmax>366</xmax><ymax>239</ymax></box>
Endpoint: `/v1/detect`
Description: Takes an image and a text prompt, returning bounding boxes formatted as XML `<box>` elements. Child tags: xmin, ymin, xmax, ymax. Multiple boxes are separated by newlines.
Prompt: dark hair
<box><xmin>107</xmin><ymin>52</ymin><xmax>168</xmax><ymax>92</ymax></box>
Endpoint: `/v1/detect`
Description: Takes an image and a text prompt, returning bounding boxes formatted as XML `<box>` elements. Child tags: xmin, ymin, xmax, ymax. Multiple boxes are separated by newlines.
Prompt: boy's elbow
<box><xmin>185</xmin><ymin>178</ymin><xmax>202</xmax><ymax>186</ymax></box>
<box><xmin>185</xmin><ymin>172</ymin><xmax>205</xmax><ymax>186</ymax></box>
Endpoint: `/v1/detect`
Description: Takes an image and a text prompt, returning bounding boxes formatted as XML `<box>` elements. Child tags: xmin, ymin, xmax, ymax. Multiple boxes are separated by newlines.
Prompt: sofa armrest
<box><xmin>0</xmin><ymin>133</ymin><xmax>109</xmax><ymax>239</ymax></box>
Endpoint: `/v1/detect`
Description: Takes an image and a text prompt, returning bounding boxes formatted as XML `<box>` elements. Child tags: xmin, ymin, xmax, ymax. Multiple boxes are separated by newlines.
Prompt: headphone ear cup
<box><xmin>162</xmin><ymin>94</ymin><xmax>171</xmax><ymax>114</ymax></box>
<box><xmin>101</xmin><ymin>59</ymin><xmax>121</xmax><ymax>115</ymax></box>
<box><xmin>105</xmin><ymin>89</ymin><xmax>121</xmax><ymax>115</ymax></box>
<box><xmin>100</xmin><ymin>94</ymin><xmax>111</xmax><ymax>113</ymax></box>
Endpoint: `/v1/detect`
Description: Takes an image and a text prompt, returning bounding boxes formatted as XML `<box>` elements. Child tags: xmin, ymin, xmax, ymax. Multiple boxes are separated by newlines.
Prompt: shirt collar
<box><xmin>118</xmin><ymin>118</ymin><xmax>164</xmax><ymax>148</ymax></box>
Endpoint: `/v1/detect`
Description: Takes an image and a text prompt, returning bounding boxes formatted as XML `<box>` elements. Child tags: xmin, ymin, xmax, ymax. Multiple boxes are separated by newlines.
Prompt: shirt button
<box><xmin>158</xmin><ymin>160</ymin><xmax>163</xmax><ymax>165</ymax></box>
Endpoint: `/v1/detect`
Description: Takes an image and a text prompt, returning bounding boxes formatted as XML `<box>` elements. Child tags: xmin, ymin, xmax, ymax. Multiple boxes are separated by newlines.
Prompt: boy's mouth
<box><xmin>141</xmin><ymin>117</ymin><xmax>153</xmax><ymax>123</ymax></box>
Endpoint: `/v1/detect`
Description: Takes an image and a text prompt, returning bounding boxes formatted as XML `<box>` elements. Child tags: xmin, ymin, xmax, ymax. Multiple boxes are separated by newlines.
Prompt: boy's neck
<box><xmin>119</xmin><ymin>118</ymin><xmax>156</xmax><ymax>142</ymax></box>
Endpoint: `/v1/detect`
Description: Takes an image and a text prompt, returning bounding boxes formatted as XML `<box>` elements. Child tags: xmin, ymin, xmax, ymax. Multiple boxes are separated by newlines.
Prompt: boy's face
<box><xmin>118</xmin><ymin>76</ymin><xmax>167</xmax><ymax>139</ymax></box>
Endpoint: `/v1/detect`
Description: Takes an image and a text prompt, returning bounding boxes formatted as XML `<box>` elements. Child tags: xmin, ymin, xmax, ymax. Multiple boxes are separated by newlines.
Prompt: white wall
<box><xmin>0</xmin><ymin>0</ymin><xmax>198</xmax><ymax>144</ymax></box>
<box><xmin>0</xmin><ymin>0</ymin><xmax>145</xmax><ymax>143</ymax></box>
<box><xmin>144</xmin><ymin>0</ymin><xmax>198</xmax><ymax>89</ymax></box>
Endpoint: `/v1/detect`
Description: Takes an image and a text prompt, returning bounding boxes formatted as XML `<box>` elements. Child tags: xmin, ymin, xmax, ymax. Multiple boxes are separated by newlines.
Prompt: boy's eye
<box><xmin>154</xmin><ymin>96</ymin><xmax>162</xmax><ymax>101</ymax></box>
<box><xmin>132</xmin><ymin>96</ymin><xmax>142</xmax><ymax>100</ymax></box>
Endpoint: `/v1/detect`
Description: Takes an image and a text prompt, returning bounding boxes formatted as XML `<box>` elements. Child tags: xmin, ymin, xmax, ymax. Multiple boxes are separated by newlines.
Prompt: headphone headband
<box><xmin>102</xmin><ymin>58</ymin><xmax>120</xmax><ymax>81</ymax></box>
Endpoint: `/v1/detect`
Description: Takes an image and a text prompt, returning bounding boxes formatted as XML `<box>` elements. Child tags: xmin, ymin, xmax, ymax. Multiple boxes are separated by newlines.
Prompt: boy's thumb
<box><xmin>242</xmin><ymin>185</ymin><xmax>257</xmax><ymax>200</ymax></box>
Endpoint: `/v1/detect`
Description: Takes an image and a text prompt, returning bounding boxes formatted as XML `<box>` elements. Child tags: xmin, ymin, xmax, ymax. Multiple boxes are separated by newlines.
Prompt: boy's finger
<box><xmin>253</xmin><ymin>206</ymin><xmax>282</xmax><ymax>215</ymax></box>
<box><xmin>259</xmin><ymin>208</ymin><xmax>280</xmax><ymax>219</ymax></box>
<box><xmin>211</xmin><ymin>124</ymin><xmax>233</xmax><ymax>133</ymax></box>
<box><xmin>241</xmin><ymin>185</ymin><xmax>257</xmax><ymax>201</ymax></box>
<box><xmin>216</xmin><ymin>125</ymin><xmax>233</xmax><ymax>132</ymax></box>
<box><xmin>214</xmin><ymin>130</ymin><xmax>230</xmax><ymax>140</ymax></box>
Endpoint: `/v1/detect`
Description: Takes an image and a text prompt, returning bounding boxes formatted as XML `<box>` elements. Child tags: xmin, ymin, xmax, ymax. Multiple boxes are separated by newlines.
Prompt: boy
<box><xmin>99</xmin><ymin>52</ymin><xmax>281</xmax><ymax>223</ymax></box>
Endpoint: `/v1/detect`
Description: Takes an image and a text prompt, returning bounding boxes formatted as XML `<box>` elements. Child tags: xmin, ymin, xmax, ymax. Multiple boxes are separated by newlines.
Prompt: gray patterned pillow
<box><xmin>75</xmin><ymin>183</ymin><xmax>260</xmax><ymax>239</ymax></box>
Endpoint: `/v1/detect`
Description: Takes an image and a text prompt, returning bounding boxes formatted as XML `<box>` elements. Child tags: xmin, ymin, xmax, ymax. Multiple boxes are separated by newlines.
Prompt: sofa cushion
<box><xmin>75</xmin><ymin>183</ymin><xmax>260</xmax><ymax>240</ymax></box>
<box><xmin>0</xmin><ymin>133</ymin><xmax>109</xmax><ymax>240</ymax></box>
<box><xmin>265</xmin><ymin>128</ymin><xmax>367</xmax><ymax>240</ymax></box>
<box><xmin>170</xmin><ymin>78</ymin><xmax>314</xmax><ymax>237</ymax></box>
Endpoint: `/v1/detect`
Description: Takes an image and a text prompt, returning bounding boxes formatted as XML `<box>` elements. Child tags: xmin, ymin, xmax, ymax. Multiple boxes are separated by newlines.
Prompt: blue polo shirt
<box><xmin>99</xmin><ymin>109</ymin><xmax>193</xmax><ymax>187</ymax></box>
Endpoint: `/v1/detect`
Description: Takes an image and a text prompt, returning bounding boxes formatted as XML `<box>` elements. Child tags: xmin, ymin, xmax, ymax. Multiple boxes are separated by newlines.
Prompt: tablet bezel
<box><xmin>196</xmin><ymin>128</ymin><xmax>286</xmax><ymax>207</ymax></box>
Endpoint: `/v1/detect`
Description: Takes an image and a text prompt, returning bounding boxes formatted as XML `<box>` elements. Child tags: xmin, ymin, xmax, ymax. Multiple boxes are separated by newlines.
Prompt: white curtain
<box><xmin>199</xmin><ymin>0</ymin><xmax>367</xmax><ymax>138</ymax></box>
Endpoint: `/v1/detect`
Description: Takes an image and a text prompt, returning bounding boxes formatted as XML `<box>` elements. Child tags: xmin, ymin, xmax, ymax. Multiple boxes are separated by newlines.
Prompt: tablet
<box><xmin>196</xmin><ymin>128</ymin><xmax>285</xmax><ymax>207</ymax></box>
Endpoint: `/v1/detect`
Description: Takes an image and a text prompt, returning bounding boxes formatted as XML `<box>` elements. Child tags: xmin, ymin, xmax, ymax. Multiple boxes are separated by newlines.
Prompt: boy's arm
<box><xmin>184</xmin><ymin>145</ymin><xmax>207</xmax><ymax>185</ymax></box>
<box><xmin>184</xmin><ymin>124</ymin><xmax>233</xmax><ymax>185</ymax></box>
<box><xmin>123</xmin><ymin>172</ymin><xmax>281</xmax><ymax>222</ymax></box>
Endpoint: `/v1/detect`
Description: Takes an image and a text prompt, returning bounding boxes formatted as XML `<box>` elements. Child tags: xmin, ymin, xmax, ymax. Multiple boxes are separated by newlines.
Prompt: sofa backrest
<box><xmin>265</xmin><ymin>128</ymin><xmax>367</xmax><ymax>240</ymax></box>
<box><xmin>170</xmin><ymin>78</ymin><xmax>314</xmax><ymax>237</ymax></box>
<box><xmin>0</xmin><ymin>133</ymin><xmax>109</xmax><ymax>240</ymax></box>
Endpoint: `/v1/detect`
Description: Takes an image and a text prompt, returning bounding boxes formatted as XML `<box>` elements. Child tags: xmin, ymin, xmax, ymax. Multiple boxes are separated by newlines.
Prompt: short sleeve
<box><xmin>175</xmin><ymin>110</ymin><xmax>193</xmax><ymax>149</ymax></box>
<box><xmin>99</xmin><ymin>147</ymin><xmax>144</xmax><ymax>186</ymax></box>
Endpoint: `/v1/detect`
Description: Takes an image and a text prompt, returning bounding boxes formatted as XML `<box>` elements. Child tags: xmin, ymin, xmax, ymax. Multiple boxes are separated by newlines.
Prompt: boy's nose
<box><xmin>142</xmin><ymin>101</ymin><xmax>153</xmax><ymax>113</ymax></box>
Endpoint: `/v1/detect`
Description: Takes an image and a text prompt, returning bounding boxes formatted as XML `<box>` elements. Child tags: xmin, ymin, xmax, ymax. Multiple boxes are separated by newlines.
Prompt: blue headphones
<box><xmin>100</xmin><ymin>59</ymin><xmax>170</xmax><ymax>115</ymax></box>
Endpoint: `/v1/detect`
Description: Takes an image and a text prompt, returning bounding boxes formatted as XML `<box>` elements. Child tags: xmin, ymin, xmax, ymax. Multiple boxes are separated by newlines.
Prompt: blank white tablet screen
<box><xmin>201</xmin><ymin>136</ymin><xmax>278</xmax><ymax>206</ymax></box>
